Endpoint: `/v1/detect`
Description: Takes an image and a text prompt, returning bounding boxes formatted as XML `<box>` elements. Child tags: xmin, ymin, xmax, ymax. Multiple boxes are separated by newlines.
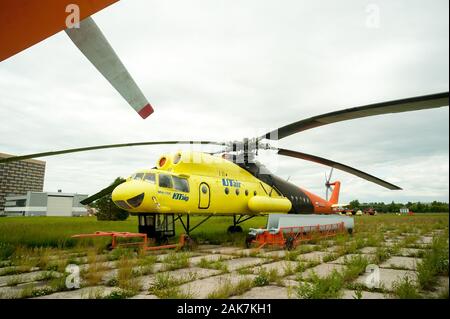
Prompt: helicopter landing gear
<box><xmin>179</xmin><ymin>234</ymin><xmax>197</xmax><ymax>251</ymax></box>
<box><xmin>227</xmin><ymin>225</ymin><xmax>243</xmax><ymax>233</ymax></box>
<box><xmin>227</xmin><ymin>215</ymin><xmax>257</xmax><ymax>234</ymax></box>
<box><xmin>176</xmin><ymin>214</ymin><xmax>213</xmax><ymax>250</ymax></box>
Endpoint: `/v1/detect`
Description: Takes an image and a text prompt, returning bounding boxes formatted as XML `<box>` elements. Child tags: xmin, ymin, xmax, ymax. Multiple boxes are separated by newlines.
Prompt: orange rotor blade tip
<box><xmin>138</xmin><ymin>103</ymin><xmax>154</xmax><ymax>119</ymax></box>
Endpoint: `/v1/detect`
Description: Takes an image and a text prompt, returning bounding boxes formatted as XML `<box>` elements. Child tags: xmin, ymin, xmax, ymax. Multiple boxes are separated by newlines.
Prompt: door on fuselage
<box><xmin>198</xmin><ymin>182</ymin><xmax>210</xmax><ymax>209</ymax></box>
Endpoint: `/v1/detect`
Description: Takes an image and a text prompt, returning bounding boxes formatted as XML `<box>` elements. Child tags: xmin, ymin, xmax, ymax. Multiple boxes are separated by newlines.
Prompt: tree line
<box><xmin>348</xmin><ymin>200</ymin><xmax>449</xmax><ymax>213</ymax></box>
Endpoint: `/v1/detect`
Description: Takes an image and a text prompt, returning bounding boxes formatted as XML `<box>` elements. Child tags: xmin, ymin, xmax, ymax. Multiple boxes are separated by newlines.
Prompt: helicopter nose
<box><xmin>112</xmin><ymin>181</ymin><xmax>149</xmax><ymax>210</ymax></box>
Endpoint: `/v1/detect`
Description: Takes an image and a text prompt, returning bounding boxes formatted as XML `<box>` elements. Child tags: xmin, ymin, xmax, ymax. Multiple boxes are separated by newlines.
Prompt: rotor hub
<box><xmin>220</xmin><ymin>138</ymin><xmax>273</xmax><ymax>165</ymax></box>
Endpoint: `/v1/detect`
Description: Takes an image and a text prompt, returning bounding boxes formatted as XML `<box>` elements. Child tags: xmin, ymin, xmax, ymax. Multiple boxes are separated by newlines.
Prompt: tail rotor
<box><xmin>325</xmin><ymin>167</ymin><xmax>334</xmax><ymax>201</ymax></box>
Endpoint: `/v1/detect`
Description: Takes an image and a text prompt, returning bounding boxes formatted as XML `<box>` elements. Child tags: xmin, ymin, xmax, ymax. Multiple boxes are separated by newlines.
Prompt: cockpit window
<box><xmin>173</xmin><ymin>176</ymin><xmax>190</xmax><ymax>193</ymax></box>
<box><xmin>159</xmin><ymin>174</ymin><xmax>173</xmax><ymax>189</ymax></box>
<box><xmin>133</xmin><ymin>173</ymin><xmax>144</xmax><ymax>180</ymax></box>
<box><xmin>143</xmin><ymin>173</ymin><xmax>156</xmax><ymax>184</ymax></box>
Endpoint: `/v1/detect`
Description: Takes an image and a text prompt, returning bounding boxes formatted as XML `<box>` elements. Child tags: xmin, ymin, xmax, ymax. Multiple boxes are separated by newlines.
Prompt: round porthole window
<box><xmin>201</xmin><ymin>186</ymin><xmax>208</xmax><ymax>194</ymax></box>
<box><xmin>254</xmin><ymin>191</ymin><xmax>257</xmax><ymax>196</ymax></box>
<box><xmin>159</xmin><ymin>157</ymin><xmax>167</xmax><ymax>167</ymax></box>
<box><xmin>173</xmin><ymin>153</ymin><xmax>182</xmax><ymax>164</ymax></box>
<box><xmin>245</xmin><ymin>190</ymin><xmax>249</xmax><ymax>196</ymax></box>
<box><xmin>235</xmin><ymin>189</ymin><xmax>240</xmax><ymax>196</ymax></box>
<box><xmin>225</xmin><ymin>188</ymin><xmax>230</xmax><ymax>195</ymax></box>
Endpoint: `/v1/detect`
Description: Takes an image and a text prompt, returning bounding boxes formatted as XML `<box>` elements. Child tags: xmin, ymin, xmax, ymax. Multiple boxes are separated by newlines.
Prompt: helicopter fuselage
<box><xmin>111</xmin><ymin>151</ymin><xmax>339</xmax><ymax>216</ymax></box>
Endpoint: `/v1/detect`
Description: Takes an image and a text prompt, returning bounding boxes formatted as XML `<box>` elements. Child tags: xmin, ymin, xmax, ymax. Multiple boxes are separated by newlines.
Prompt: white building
<box><xmin>3</xmin><ymin>191</ymin><xmax>88</xmax><ymax>217</ymax></box>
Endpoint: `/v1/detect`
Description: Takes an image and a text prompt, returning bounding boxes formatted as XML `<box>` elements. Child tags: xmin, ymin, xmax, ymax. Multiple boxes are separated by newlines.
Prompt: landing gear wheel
<box><xmin>285</xmin><ymin>237</ymin><xmax>295</xmax><ymax>251</ymax></box>
<box><xmin>245</xmin><ymin>235</ymin><xmax>256</xmax><ymax>248</ymax></box>
<box><xmin>227</xmin><ymin>225</ymin><xmax>243</xmax><ymax>233</ymax></box>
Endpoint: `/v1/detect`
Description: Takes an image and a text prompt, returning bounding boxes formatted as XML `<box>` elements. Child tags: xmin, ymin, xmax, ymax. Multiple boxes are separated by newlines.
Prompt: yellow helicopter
<box><xmin>1</xmin><ymin>92</ymin><xmax>448</xmax><ymax>241</ymax></box>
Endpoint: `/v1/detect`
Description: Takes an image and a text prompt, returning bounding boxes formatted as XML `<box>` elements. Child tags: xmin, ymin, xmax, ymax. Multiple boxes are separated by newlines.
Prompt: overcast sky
<box><xmin>0</xmin><ymin>0</ymin><xmax>448</xmax><ymax>204</ymax></box>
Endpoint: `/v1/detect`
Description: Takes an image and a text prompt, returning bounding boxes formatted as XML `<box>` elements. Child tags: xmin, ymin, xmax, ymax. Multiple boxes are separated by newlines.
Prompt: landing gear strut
<box><xmin>177</xmin><ymin>214</ymin><xmax>213</xmax><ymax>250</ymax></box>
<box><xmin>227</xmin><ymin>215</ymin><xmax>256</xmax><ymax>234</ymax></box>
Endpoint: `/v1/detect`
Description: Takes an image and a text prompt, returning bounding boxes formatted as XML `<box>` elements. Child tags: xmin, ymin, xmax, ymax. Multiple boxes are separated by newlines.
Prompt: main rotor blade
<box><xmin>0</xmin><ymin>0</ymin><xmax>118</xmax><ymax>62</ymax></box>
<box><xmin>80</xmin><ymin>178</ymin><xmax>125</xmax><ymax>205</ymax></box>
<box><xmin>65</xmin><ymin>17</ymin><xmax>154</xmax><ymax>119</ymax></box>
<box><xmin>262</xmin><ymin>92</ymin><xmax>449</xmax><ymax>140</ymax></box>
<box><xmin>0</xmin><ymin>141</ymin><xmax>225</xmax><ymax>164</ymax></box>
<box><xmin>277</xmin><ymin>148</ymin><xmax>402</xmax><ymax>190</ymax></box>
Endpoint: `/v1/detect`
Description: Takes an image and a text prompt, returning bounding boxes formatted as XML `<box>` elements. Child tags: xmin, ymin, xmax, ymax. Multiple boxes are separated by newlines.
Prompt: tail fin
<box><xmin>328</xmin><ymin>181</ymin><xmax>341</xmax><ymax>205</ymax></box>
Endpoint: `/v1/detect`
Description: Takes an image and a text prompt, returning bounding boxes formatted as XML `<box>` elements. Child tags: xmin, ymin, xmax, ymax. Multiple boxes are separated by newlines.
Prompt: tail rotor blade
<box><xmin>65</xmin><ymin>17</ymin><xmax>153</xmax><ymax>119</ymax></box>
<box><xmin>328</xmin><ymin>167</ymin><xmax>334</xmax><ymax>183</ymax></box>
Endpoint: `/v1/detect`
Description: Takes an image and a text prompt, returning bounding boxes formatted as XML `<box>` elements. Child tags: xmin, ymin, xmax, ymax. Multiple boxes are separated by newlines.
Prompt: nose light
<box><xmin>127</xmin><ymin>193</ymin><xmax>145</xmax><ymax>208</ymax></box>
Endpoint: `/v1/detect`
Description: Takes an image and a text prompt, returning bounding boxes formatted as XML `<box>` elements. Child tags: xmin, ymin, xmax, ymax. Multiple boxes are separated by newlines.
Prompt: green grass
<box><xmin>162</xmin><ymin>252</ymin><xmax>191</xmax><ymax>271</ymax></box>
<box><xmin>296</xmin><ymin>270</ymin><xmax>344</xmax><ymax>299</ymax></box>
<box><xmin>1</xmin><ymin>213</ymin><xmax>449</xmax><ymax>299</ymax></box>
<box><xmin>0</xmin><ymin>217</ymin><xmax>137</xmax><ymax>251</ymax></box>
<box><xmin>103</xmin><ymin>289</ymin><xmax>136</xmax><ymax>299</ymax></box>
<box><xmin>391</xmin><ymin>276</ymin><xmax>422</xmax><ymax>299</ymax></box>
<box><xmin>416</xmin><ymin>235</ymin><xmax>449</xmax><ymax>290</ymax></box>
<box><xmin>148</xmin><ymin>272</ymin><xmax>196</xmax><ymax>298</ymax></box>
<box><xmin>0</xmin><ymin>215</ymin><xmax>268</xmax><ymax>259</ymax></box>
<box><xmin>6</xmin><ymin>275</ymin><xmax>22</xmax><ymax>286</ymax></box>
<box><xmin>253</xmin><ymin>268</ymin><xmax>280</xmax><ymax>286</ymax></box>
<box><xmin>372</xmin><ymin>247</ymin><xmax>391</xmax><ymax>264</ymax></box>
<box><xmin>114</xmin><ymin>257</ymin><xmax>142</xmax><ymax>295</ymax></box>
<box><xmin>207</xmin><ymin>277</ymin><xmax>254</xmax><ymax>299</ymax></box>
<box><xmin>342</xmin><ymin>255</ymin><xmax>369</xmax><ymax>282</ymax></box>
<box><xmin>196</xmin><ymin>257</ymin><xmax>229</xmax><ymax>272</ymax></box>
